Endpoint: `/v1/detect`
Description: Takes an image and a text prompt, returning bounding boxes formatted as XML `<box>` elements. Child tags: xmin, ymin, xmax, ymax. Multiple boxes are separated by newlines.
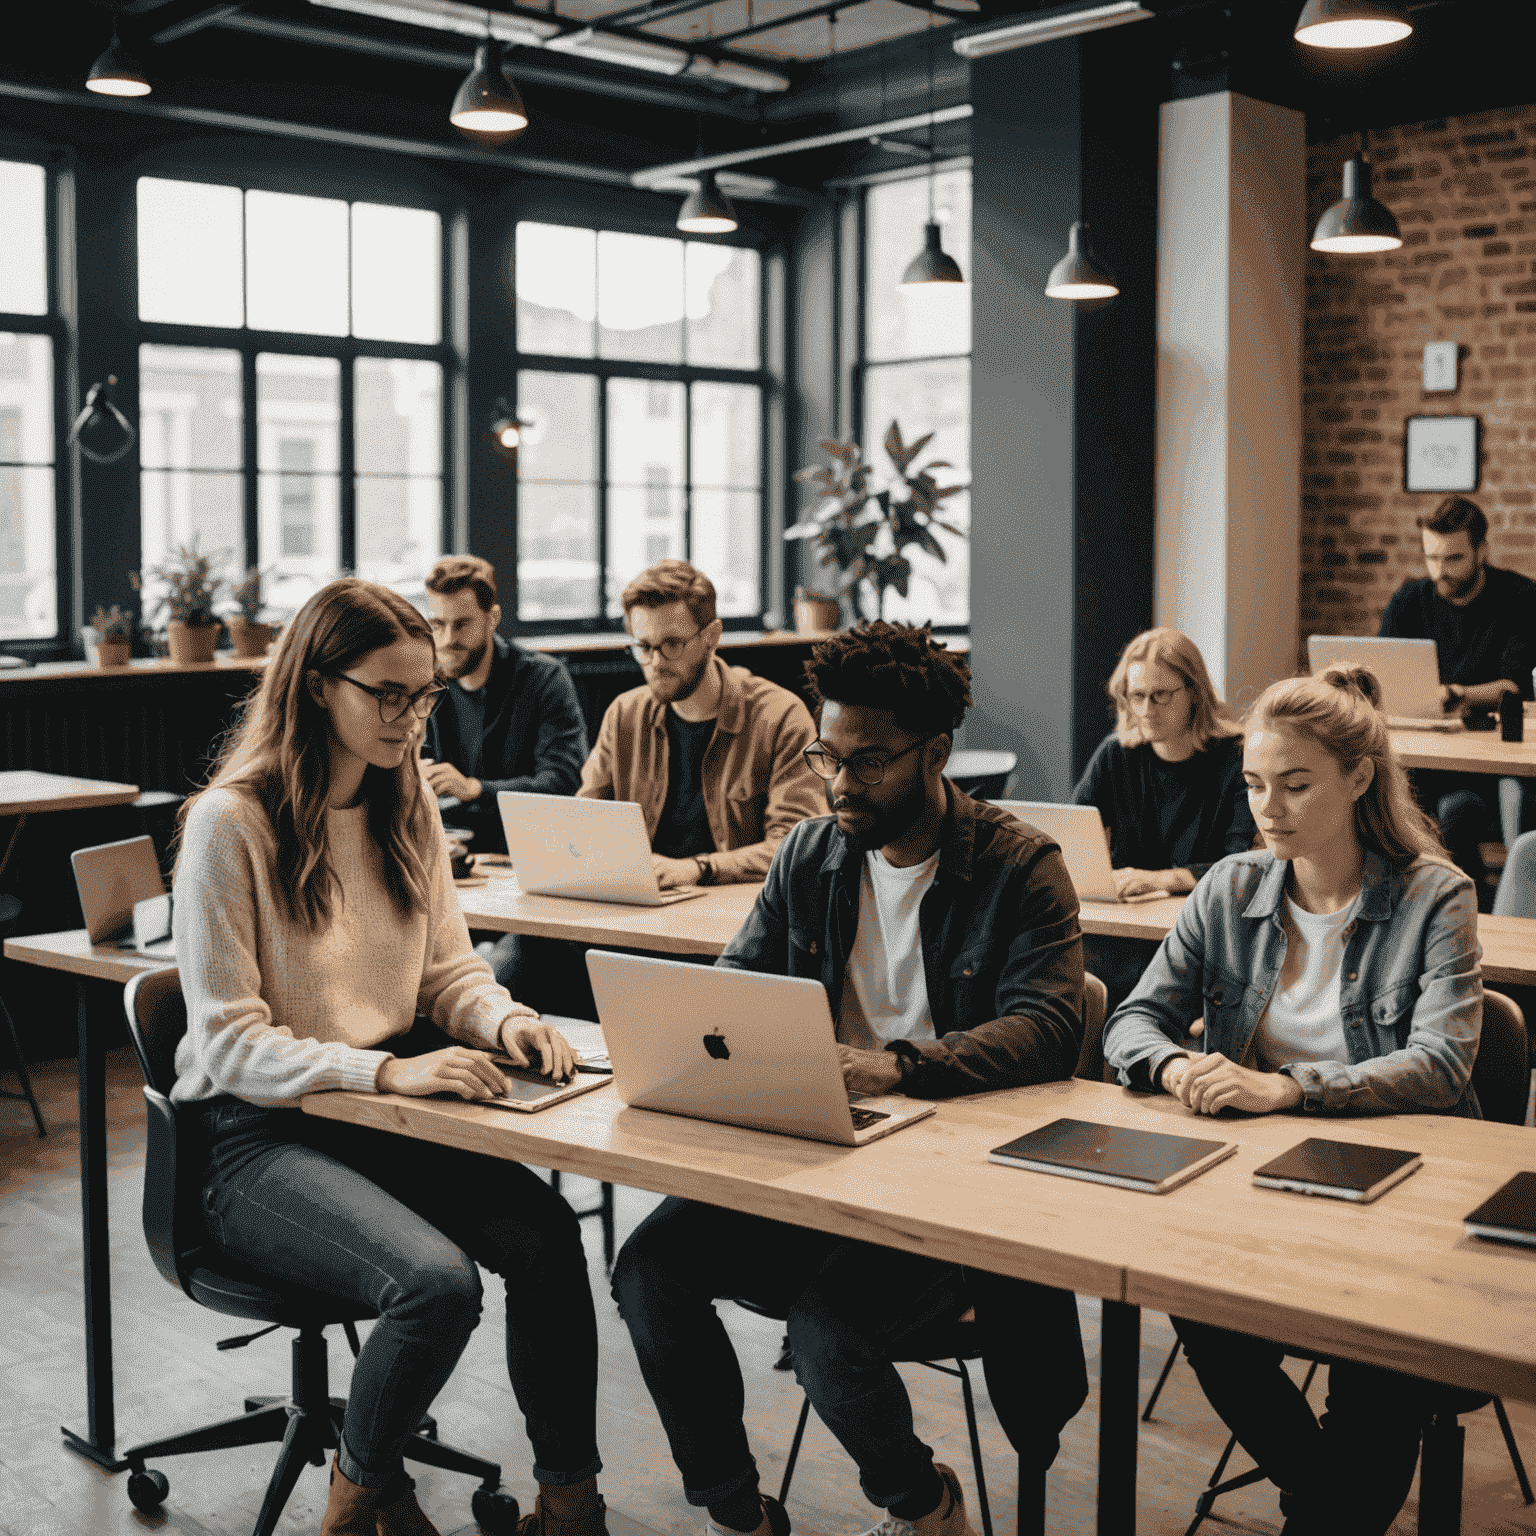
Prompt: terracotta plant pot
<box><xmin>96</xmin><ymin>640</ymin><xmax>132</xmax><ymax>667</ymax></box>
<box><xmin>166</xmin><ymin>620</ymin><xmax>222</xmax><ymax>665</ymax></box>
<box><xmin>228</xmin><ymin>618</ymin><xmax>274</xmax><ymax>659</ymax></box>
<box><xmin>794</xmin><ymin>594</ymin><xmax>840</xmax><ymax>635</ymax></box>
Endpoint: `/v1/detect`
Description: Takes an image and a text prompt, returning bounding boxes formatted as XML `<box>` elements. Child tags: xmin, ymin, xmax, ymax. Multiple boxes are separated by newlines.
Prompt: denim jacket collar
<box><xmin>816</xmin><ymin>778</ymin><xmax>975</xmax><ymax>882</ymax></box>
<box><xmin>1240</xmin><ymin>848</ymin><xmax>1396</xmax><ymax>924</ymax></box>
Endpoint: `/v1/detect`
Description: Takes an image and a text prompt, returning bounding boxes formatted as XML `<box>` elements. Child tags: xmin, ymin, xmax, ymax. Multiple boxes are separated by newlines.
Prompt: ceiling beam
<box><xmin>151</xmin><ymin>4</ymin><xmax>246</xmax><ymax>45</ymax></box>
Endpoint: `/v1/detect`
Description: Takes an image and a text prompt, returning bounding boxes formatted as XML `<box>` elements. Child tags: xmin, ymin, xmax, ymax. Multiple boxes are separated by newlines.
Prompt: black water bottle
<box><xmin>1500</xmin><ymin>688</ymin><xmax>1524</xmax><ymax>743</ymax></box>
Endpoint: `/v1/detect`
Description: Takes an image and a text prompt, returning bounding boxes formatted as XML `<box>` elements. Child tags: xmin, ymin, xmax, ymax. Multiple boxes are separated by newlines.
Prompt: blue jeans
<box><xmin>611</xmin><ymin>1197</ymin><xmax>1086</xmax><ymax>1511</ymax></box>
<box><xmin>200</xmin><ymin>1099</ymin><xmax>602</xmax><ymax>1490</ymax></box>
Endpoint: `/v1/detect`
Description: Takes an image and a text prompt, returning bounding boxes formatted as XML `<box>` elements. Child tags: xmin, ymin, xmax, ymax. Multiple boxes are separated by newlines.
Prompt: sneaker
<box><xmin>859</xmin><ymin>1465</ymin><xmax>978</xmax><ymax>1536</ymax></box>
<box><xmin>706</xmin><ymin>1494</ymin><xmax>791</xmax><ymax>1536</ymax></box>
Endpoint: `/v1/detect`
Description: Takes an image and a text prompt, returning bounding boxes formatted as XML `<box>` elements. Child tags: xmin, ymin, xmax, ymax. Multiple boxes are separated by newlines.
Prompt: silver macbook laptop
<box><xmin>497</xmin><ymin>792</ymin><xmax>707</xmax><ymax>907</ymax></box>
<box><xmin>993</xmin><ymin>802</ymin><xmax>1168</xmax><ymax>904</ymax></box>
<box><xmin>1306</xmin><ymin>635</ymin><xmax>1449</xmax><ymax>725</ymax></box>
<box><xmin>585</xmin><ymin>951</ymin><xmax>937</xmax><ymax>1147</ymax></box>
<box><xmin>70</xmin><ymin>835</ymin><xmax>177</xmax><ymax>957</ymax></box>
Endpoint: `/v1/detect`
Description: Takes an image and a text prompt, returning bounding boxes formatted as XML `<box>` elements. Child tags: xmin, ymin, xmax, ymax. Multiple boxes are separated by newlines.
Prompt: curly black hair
<box><xmin>803</xmin><ymin>621</ymin><xmax>973</xmax><ymax>739</ymax></box>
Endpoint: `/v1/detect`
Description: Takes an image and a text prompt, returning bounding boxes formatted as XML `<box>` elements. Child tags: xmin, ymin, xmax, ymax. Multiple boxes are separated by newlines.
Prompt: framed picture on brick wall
<box><xmin>1404</xmin><ymin>415</ymin><xmax>1480</xmax><ymax>494</ymax></box>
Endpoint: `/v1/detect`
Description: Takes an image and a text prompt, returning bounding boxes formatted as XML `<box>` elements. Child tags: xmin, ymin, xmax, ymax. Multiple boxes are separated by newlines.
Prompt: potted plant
<box><xmin>84</xmin><ymin>604</ymin><xmax>134</xmax><ymax>667</ymax></box>
<box><xmin>227</xmin><ymin>567</ymin><xmax>275</xmax><ymax>659</ymax></box>
<box><xmin>131</xmin><ymin>538</ymin><xmax>225</xmax><ymax>665</ymax></box>
<box><xmin>787</xmin><ymin>423</ymin><xmax>968</xmax><ymax>625</ymax></box>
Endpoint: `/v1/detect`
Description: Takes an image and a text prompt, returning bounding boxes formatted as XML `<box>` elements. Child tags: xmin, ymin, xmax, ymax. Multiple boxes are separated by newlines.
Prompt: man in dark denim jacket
<box><xmin>612</xmin><ymin>623</ymin><xmax>1088</xmax><ymax>1536</ymax></box>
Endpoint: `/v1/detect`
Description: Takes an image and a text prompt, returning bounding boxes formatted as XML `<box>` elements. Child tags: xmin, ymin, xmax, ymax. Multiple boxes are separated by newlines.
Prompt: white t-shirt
<box><xmin>837</xmin><ymin>847</ymin><xmax>941</xmax><ymax>1050</ymax></box>
<box><xmin>1252</xmin><ymin>894</ymin><xmax>1359</xmax><ymax>1070</ymax></box>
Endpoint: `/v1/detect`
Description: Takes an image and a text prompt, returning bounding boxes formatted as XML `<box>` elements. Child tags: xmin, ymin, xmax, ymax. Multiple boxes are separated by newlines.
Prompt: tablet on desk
<box><xmin>1252</xmin><ymin>1138</ymin><xmax>1422</xmax><ymax>1203</ymax></box>
<box><xmin>988</xmin><ymin>1118</ymin><xmax>1236</xmax><ymax>1194</ymax></box>
<box><xmin>480</xmin><ymin>1056</ymin><xmax>612</xmax><ymax>1113</ymax></box>
<box><xmin>1464</xmin><ymin>1172</ymin><xmax>1536</xmax><ymax>1249</ymax></box>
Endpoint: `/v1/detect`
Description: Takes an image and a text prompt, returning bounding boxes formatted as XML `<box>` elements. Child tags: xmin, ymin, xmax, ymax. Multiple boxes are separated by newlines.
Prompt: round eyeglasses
<box><xmin>1125</xmin><ymin>684</ymin><xmax>1186</xmax><ymax>712</ymax></box>
<box><xmin>802</xmin><ymin>735</ymin><xmax>931</xmax><ymax>787</ymax></box>
<box><xmin>328</xmin><ymin>673</ymin><xmax>448</xmax><ymax>725</ymax></box>
<box><xmin>627</xmin><ymin>626</ymin><xmax>706</xmax><ymax>665</ymax></box>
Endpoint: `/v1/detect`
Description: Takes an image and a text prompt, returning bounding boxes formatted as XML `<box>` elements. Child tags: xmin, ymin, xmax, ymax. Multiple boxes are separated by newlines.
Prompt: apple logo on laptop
<box><xmin>703</xmin><ymin>1030</ymin><xmax>730</xmax><ymax>1061</ymax></box>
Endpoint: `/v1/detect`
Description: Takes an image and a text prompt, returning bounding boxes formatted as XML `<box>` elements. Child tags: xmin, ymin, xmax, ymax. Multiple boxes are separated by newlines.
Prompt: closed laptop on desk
<box><xmin>989</xmin><ymin>1118</ymin><xmax>1235</xmax><ymax>1193</ymax></box>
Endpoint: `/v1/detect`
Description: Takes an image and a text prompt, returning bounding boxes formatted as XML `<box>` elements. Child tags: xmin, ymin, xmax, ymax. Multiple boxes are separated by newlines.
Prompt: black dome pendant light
<box><xmin>677</xmin><ymin>115</ymin><xmax>738</xmax><ymax>234</ymax></box>
<box><xmin>1294</xmin><ymin>0</ymin><xmax>1412</xmax><ymax>50</ymax></box>
<box><xmin>1311</xmin><ymin>130</ymin><xmax>1402</xmax><ymax>254</ymax></box>
<box><xmin>86</xmin><ymin>26</ymin><xmax>152</xmax><ymax>97</ymax></box>
<box><xmin>450</xmin><ymin>13</ymin><xmax>529</xmax><ymax>144</ymax></box>
<box><xmin>899</xmin><ymin>20</ymin><xmax>966</xmax><ymax>293</ymax></box>
<box><xmin>1045</xmin><ymin>222</ymin><xmax>1118</xmax><ymax>301</ymax></box>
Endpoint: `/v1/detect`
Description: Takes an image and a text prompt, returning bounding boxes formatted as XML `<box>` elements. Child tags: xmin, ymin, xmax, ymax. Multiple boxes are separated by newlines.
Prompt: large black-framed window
<box><xmin>135</xmin><ymin>176</ymin><xmax>452</xmax><ymax>620</ymax></box>
<box><xmin>512</xmin><ymin>221</ymin><xmax>771</xmax><ymax>630</ymax></box>
<box><xmin>853</xmin><ymin>167</ymin><xmax>971</xmax><ymax>630</ymax></box>
<box><xmin>1</xmin><ymin>152</ymin><xmax>67</xmax><ymax>644</ymax></box>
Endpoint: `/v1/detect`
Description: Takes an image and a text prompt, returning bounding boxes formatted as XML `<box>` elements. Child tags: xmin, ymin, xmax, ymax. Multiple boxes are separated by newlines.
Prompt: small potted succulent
<box><xmin>131</xmin><ymin>537</ymin><xmax>225</xmax><ymax>665</ymax></box>
<box><xmin>227</xmin><ymin>567</ymin><xmax>275</xmax><ymax>659</ymax></box>
<box><xmin>85</xmin><ymin>604</ymin><xmax>134</xmax><ymax>667</ymax></box>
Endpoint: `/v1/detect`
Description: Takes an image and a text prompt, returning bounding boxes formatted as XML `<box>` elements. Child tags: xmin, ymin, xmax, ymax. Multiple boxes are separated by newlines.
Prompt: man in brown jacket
<box><xmin>578</xmin><ymin>560</ymin><xmax>824</xmax><ymax>887</ymax></box>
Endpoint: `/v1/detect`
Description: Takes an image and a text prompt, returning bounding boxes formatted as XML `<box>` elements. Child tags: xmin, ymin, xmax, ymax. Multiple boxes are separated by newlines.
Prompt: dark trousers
<box><xmin>1083</xmin><ymin>934</ymin><xmax>1161</xmax><ymax>1015</ymax></box>
<box><xmin>1173</xmin><ymin>1316</ymin><xmax>1445</xmax><ymax>1535</ymax></box>
<box><xmin>201</xmin><ymin>1098</ymin><xmax>602</xmax><ymax>1490</ymax></box>
<box><xmin>611</xmin><ymin>1196</ymin><xmax>1087</xmax><ymax>1511</ymax></box>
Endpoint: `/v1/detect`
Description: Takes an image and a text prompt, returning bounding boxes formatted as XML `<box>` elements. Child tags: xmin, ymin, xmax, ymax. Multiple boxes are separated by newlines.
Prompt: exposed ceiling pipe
<box><xmin>631</xmin><ymin>101</ymin><xmax>971</xmax><ymax>186</ymax></box>
<box><xmin>151</xmin><ymin>5</ymin><xmax>247</xmax><ymax>45</ymax></box>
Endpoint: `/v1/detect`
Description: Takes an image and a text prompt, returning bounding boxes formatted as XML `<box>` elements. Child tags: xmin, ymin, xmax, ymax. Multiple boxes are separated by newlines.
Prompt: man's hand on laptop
<box><xmin>652</xmin><ymin>854</ymin><xmax>703</xmax><ymax>889</ymax></box>
<box><xmin>500</xmin><ymin>1018</ymin><xmax>578</xmax><ymax>1082</ymax></box>
<box><xmin>838</xmin><ymin>1045</ymin><xmax>902</xmax><ymax>1096</ymax></box>
<box><xmin>421</xmin><ymin>759</ymin><xmax>482</xmax><ymax>802</ymax></box>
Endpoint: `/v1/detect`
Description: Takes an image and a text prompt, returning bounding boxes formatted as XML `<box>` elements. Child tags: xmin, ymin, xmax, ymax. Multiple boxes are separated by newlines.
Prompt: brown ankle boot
<box><xmin>374</xmin><ymin>1474</ymin><xmax>441</xmax><ymax>1536</ymax></box>
<box><xmin>518</xmin><ymin>1478</ymin><xmax>608</xmax><ymax>1536</ymax></box>
<box><xmin>322</xmin><ymin>1455</ymin><xmax>389</xmax><ymax>1536</ymax></box>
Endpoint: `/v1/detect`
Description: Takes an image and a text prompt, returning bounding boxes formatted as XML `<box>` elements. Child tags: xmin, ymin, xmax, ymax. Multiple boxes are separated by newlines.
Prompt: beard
<box><xmin>829</xmin><ymin>773</ymin><xmax>930</xmax><ymax>852</ymax></box>
<box><xmin>645</xmin><ymin>651</ymin><xmax>710</xmax><ymax>705</ymax></box>
<box><xmin>1434</xmin><ymin>567</ymin><xmax>1481</xmax><ymax>602</ymax></box>
<box><xmin>442</xmin><ymin>637</ymin><xmax>490</xmax><ymax>679</ymax></box>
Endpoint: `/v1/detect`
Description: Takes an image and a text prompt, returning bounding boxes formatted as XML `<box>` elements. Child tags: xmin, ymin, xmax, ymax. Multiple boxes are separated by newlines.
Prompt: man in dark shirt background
<box><xmin>1379</xmin><ymin>496</ymin><xmax>1536</xmax><ymax>896</ymax></box>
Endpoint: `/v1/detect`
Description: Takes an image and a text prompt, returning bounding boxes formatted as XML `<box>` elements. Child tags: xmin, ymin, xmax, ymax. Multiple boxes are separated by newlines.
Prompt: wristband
<box><xmin>884</xmin><ymin>1039</ymin><xmax>923</xmax><ymax>1082</ymax></box>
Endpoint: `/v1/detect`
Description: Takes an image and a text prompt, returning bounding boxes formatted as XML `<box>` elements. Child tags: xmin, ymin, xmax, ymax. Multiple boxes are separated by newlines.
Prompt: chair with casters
<box><xmin>1149</xmin><ymin>988</ymin><xmax>1534</xmax><ymax>1536</ymax></box>
<box><xmin>117</xmin><ymin>966</ymin><xmax>521</xmax><ymax>1536</ymax></box>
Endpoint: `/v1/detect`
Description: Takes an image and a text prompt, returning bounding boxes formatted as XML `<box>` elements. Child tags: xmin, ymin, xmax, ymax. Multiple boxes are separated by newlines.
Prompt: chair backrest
<box><xmin>1493</xmin><ymin>832</ymin><xmax>1536</xmax><ymax>918</ymax></box>
<box><xmin>125</xmin><ymin>965</ymin><xmax>187</xmax><ymax>1098</ymax></box>
<box><xmin>1474</xmin><ymin>989</ymin><xmax>1530</xmax><ymax>1128</ymax></box>
<box><xmin>1076</xmin><ymin>972</ymin><xmax>1110</xmax><ymax>1083</ymax></box>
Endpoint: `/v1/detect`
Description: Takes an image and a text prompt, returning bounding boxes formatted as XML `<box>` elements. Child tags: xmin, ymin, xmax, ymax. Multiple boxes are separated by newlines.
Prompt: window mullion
<box><xmin>339</xmin><ymin>356</ymin><xmax>356</xmax><ymax>572</ymax></box>
<box><xmin>242</xmin><ymin>350</ymin><xmax>259</xmax><ymax>570</ymax></box>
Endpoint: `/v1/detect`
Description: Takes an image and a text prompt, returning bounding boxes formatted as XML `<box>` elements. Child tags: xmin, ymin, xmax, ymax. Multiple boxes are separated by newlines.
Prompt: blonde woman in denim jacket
<box><xmin>1103</xmin><ymin>663</ymin><xmax>1482</xmax><ymax>1536</ymax></box>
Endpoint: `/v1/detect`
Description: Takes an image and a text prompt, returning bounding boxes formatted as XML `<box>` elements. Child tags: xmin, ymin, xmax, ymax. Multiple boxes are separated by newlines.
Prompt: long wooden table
<box><xmin>1390</xmin><ymin>725</ymin><xmax>1536</xmax><ymax>778</ymax></box>
<box><xmin>303</xmin><ymin>1074</ymin><xmax>1536</xmax><ymax>1532</ymax></box>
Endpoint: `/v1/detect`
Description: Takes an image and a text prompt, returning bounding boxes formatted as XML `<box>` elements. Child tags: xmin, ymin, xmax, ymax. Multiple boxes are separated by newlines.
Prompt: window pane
<box><xmin>246</xmin><ymin>191</ymin><xmax>349</xmax><ymax>337</ymax></box>
<box><xmin>0</xmin><ymin>161</ymin><xmax>47</xmax><ymax>316</ymax></box>
<box><xmin>865</xmin><ymin>170</ymin><xmax>971</xmax><ymax>363</ymax></box>
<box><xmin>137</xmin><ymin>178</ymin><xmax>244</xmax><ymax>328</ymax></box>
<box><xmin>140</xmin><ymin>469</ymin><xmax>244</xmax><ymax>582</ymax></box>
<box><xmin>517</xmin><ymin>224</ymin><xmax>596</xmax><ymax>358</ymax></box>
<box><xmin>607</xmin><ymin>484</ymin><xmax>684</xmax><ymax>615</ymax></box>
<box><xmin>257</xmin><ymin>354</ymin><xmax>339</xmax><ymax>606</ymax></box>
<box><xmin>862</xmin><ymin>358</ymin><xmax>970</xmax><ymax>627</ymax></box>
<box><xmin>518</xmin><ymin>371</ymin><xmax>597</xmax><ymax>482</ymax></box>
<box><xmin>0</xmin><ymin>466</ymin><xmax>56</xmax><ymax>640</ymax></box>
<box><xmin>607</xmin><ymin>378</ymin><xmax>684</xmax><ymax>487</ymax></box>
<box><xmin>139</xmin><ymin>345</ymin><xmax>241</xmax><ymax>470</ymax></box>
<box><xmin>352</xmin><ymin>204</ymin><xmax>441</xmax><ymax>344</ymax></box>
<box><xmin>598</xmin><ymin>233</ymin><xmax>683</xmax><ymax>363</ymax></box>
<box><xmin>356</xmin><ymin>358</ymin><xmax>441</xmax><ymax>475</ymax></box>
<box><xmin>686</xmin><ymin>246</ymin><xmax>759</xmax><ymax>368</ymax></box>
<box><xmin>356</xmin><ymin>477</ymin><xmax>442</xmax><ymax>586</ymax></box>
<box><xmin>0</xmin><ymin>334</ymin><xmax>54</xmax><ymax>463</ymax></box>
<box><xmin>691</xmin><ymin>489</ymin><xmax>760</xmax><ymax>619</ymax></box>
<box><xmin>518</xmin><ymin>483</ymin><xmax>599</xmax><ymax>621</ymax></box>
<box><xmin>257</xmin><ymin>354</ymin><xmax>340</xmax><ymax>470</ymax></box>
<box><xmin>691</xmin><ymin>383</ymin><xmax>759</xmax><ymax>488</ymax></box>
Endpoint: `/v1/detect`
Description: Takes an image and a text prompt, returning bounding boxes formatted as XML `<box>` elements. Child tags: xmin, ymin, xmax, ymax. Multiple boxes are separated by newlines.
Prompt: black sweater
<box><xmin>1379</xmin><ymin>566</ymin><xmax>1536</xmax><ymax>700</ymax></box>
<box><xmin>1071</xmin><ymin>732</ymin><xmax>1255</xmax><ymax>880</ymax></box>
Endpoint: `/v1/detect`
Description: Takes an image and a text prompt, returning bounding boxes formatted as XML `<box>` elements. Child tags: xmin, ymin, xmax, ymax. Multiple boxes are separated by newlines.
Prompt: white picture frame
<box><xmin>1404</xmin><ymin>415</ymin><xmax>1479</xmax><ymax>494</ymax></box>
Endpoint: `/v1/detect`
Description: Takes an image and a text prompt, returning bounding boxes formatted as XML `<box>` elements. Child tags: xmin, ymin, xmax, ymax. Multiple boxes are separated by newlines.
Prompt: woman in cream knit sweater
<box><xmin>172</xmin><ymin>578</ymin><xmax>607</xmax><ymax>1536</ymax></box>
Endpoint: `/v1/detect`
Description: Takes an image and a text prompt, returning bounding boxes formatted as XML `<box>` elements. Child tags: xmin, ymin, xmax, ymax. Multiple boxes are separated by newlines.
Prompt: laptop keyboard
<box><xmin>848</xmin><ymin>1105</ymin><xmax>892</xmax><ymax>1130</ymax></box>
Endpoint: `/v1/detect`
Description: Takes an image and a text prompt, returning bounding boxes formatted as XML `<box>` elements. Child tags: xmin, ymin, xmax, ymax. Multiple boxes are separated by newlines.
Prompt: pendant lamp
<box><xmin>677</xmin><ymin>171</ymin><xmax>738</xmax><ymax>235</ymax></box>
<box><xmin>900</xmin><ymin>23</ymin><xmax>966</xmax><ymax>293</ymax></box>
<box><xmin>450</xmin><ymin>38</ymin><xmax>529</xmax><ymax>144</ymax></box>
<box><xmin>86</xmin><ymin>28</ymin><xmax>152</xmax><ymax>97</ymax></box>
<box><xmin>1294</xmin><ymin>0</ymin><xmax>1412</xmax><ymax>49</ymax></box>
<box><xmin>1045</xmin><ymin>222</ymin><xmax>1118</xmax><ymax>301</ymax></box>
<box><xmin>1311</xmin><ymin>136</ymin><xmax>1401</xmax><ymax>253</ymax></box>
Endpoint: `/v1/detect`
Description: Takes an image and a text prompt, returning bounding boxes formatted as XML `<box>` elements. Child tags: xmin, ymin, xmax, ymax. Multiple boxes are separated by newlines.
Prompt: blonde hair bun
<box><xmin>1316</xmin><ymin>661</ymin><xmax>1384</xmax><ymax>712</ymax></box>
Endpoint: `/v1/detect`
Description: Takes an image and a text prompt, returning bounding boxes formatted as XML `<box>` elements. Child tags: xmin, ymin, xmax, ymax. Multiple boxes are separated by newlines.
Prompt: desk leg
<box><xmin>60</xmin><ymin>979</ymin><xmax>126</xmax><ymax>1471</ymax></box>
<box><xmin>1097</xmin><ymin>1300</ymin><xmax>1139</xmax><ymax>1536</ymax></box>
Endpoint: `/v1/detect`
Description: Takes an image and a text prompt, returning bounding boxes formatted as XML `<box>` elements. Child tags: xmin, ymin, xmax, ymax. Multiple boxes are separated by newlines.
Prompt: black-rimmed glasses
<box><xmin>1125</xmin><ymin>684</ymin><xmax>1186</xmax><ymax>711</ymax></box>
<box><xmin>628</xmin><ymin>626</ymin><xmax>705</xmax><ymax>665</ymax></box>
<box><xmin>329</xmin><ymin>673</ymin><xmax>448</xmax><ymax>724</ymax></box>
<box><xmin>803</xmin><ymin>735</ymin><xmax>932</xmax><ymax>788</ymax></box>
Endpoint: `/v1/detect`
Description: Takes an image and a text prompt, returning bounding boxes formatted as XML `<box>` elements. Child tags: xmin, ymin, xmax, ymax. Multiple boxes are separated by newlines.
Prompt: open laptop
<box><xmin>497</xmin><ymin>792</ymin><xmax>708</xmax><ymax>907</ymax></box>
<box><xmin>585</xmin><ymin>951</ymin><xmax>937</xmax><ymax>1147</ymax></box>
<box><xmin>1306</xmin><ymin>635</ymin><xmax>1452</xmax><ymax>727</ymax></box>
<box><xmin>70</xmin><ymin>835</ymin><xmax>177</xmax><ymax>957</ymax></box>
<box><xmin>993</xmin><ymin>802</ymin><xmax>1168</xmax><ymax>904</ymax></box>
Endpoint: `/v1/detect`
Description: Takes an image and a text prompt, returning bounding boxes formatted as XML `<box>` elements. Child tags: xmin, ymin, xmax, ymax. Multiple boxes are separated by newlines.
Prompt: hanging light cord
<box><xmin>926</xmin><ymin>14</ymin><xmax>937</xmax><ymax>223</ymax></box>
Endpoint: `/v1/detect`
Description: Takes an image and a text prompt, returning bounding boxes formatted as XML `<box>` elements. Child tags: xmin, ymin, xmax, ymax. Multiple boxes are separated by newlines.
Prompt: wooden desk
<box><xmin>1076</xmin><ymin>896</ymin><xmax>1188</xmax><ymax>943</ymax></box>
<box><xmin>0</xmin><ymin>769</ymin><xmax>142</xmax><ymax>816</ymax></box>
<box><xmin>1390</xmin><ymin>726</ymin><xmax>1536</xmax><ymax>778</ymax></box>
<box><xmin>303</xmin><ymin>1075</ymin><xmax>1536</xmax><ymax>1531</ymax></box>
<box><xmin>458</xmin><ymin>871</ymin><xmax>761</xmax><ymax>957</ymax></box>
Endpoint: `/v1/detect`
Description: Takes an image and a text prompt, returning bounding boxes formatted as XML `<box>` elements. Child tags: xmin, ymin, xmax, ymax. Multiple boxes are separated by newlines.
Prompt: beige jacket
<box><xmin>577</xmin><ymin>655</ymin><xmax>824</xmax><ymax>884</ymax></box>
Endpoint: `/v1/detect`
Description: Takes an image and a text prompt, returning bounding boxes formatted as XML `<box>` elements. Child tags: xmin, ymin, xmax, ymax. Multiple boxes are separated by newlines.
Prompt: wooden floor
<box><xmin>3</xmin><ymin>1054</ymin><xmax>1536</xmax><ymax>1536</ymax></box>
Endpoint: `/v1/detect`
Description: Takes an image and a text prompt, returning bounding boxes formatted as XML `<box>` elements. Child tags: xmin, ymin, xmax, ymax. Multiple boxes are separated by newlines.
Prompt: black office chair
<box><xmin>1146</xmin><ymin>988</ymin><xmax>1534</xmax><ymax>1536</ymax></box>
<box><xmin>117</xmin><ymin>966</ymin><xmax>520</xmax><ymax>1536</ymax></box>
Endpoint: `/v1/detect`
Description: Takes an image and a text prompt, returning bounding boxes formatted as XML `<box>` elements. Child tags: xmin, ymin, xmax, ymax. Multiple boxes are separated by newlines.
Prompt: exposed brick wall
<box><xmin>1299</xmin><ymin>102</ymin><xmax>1536</xmax><ymax>658</ymax></box>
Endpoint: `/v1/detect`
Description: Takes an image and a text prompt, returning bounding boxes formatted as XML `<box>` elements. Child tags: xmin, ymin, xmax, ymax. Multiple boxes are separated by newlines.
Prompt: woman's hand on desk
<box><xmin>376</xmin><ymin>1046</ymin><xmax>509</xmax><ymax>1100</ymax></box>
<box><xmin>500</xmin><ymin>1017</ymin><xmax>578</xmax><ymax>1081</ymax></box>
<box><xmin>1163</xmin><ymin>1050</ymin><xmax>1304</xmax><ymax>1116</ymax></box>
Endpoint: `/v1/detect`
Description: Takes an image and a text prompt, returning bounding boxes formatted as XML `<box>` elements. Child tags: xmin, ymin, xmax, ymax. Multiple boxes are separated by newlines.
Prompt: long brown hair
<box><xmin>1108</xmin><ymin>628</ymin><xmax>1241</xmax><ymax>751</ymax></box>
<box><xmin>1247</xmin><ymin>663</ymin><xmax>1447</xmax><ymax>864</ymax></box>
<box><xmin>179</xmin><ymin>578</ymin><xmax>439</xmax><ymax>931</ymax></box>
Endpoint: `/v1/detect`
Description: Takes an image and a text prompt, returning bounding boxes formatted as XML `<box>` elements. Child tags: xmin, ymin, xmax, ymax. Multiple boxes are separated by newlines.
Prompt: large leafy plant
<box><xmin>788</xmin><ymin>422</ymin><xmax>967</xmax><ymax>621</ymax></box>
